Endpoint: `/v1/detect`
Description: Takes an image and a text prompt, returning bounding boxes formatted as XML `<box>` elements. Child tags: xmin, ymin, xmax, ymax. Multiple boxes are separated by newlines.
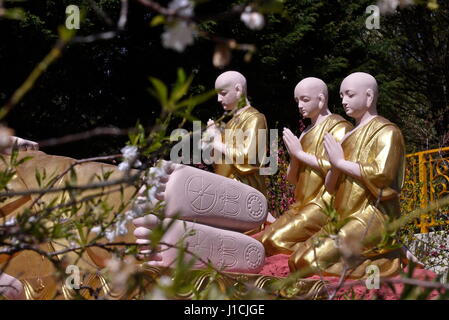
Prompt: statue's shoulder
<box><xmin>370</xmin><ymin>116</ymin><xmax>404</xmax><ymax>139</ymax></box>
<box><xmin>244</xmin><ymin>106</ymin><xmax>267</xmax><ymax>122</ymax></box>
<box><xmin>327</xmin><ymin>113</ymin><xmax>349</xmax><ymax>124</ymax></box>
<box><xmin>326</xmin><ymin>114</ymin><xmax>353</xmax><ymax>130</ymax></box>
<box><xmin>372</xmin><ymin>116</ymin><xmax>400</xmax><ymax>130</ymax></box>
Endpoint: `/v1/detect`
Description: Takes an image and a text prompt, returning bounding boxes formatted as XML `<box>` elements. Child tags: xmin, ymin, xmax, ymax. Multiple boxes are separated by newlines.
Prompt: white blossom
<box><xmin>91</xmin><ymin>226</ymin><xmax>102</xmax><ymax>234</ymax></box>
<box><xmin>158</xmin><ymin>275</ymin><xmax>173</xmax><ymax>287</ymax></box>
<box><xmin>118</xmin><ymin>145</ymin><xmax>142</xmax><ymax>171</ymax></box>
<box><xmin>103</xmin><ymin>217</ymin><xmax>130</xmax><ymax>242</ymax></box>
<box><xmin>168</xmin><ymin>0</ymin><xmax>194</xmax><ymax>18</ymax></box>
<box><xmin>28</xmin><ymin>216</ymin><xmax>37</xmax><ymax>223</ymax></box>
<box><xmin>200</xmin><ymin>129</ymin><xmax>215</xmax><ymax>151</ymax></box>
<box><xmin>105</xmin><ymin>228</ymin><xmax>117</xmax><ymax>242</ymax></box>
<box><xmin>162</xmin><ymin>21</ymin><xmax>195</xmax><ymax>52</ymax></box>
<box><xmin>126</xmin><ymin>160</ymin><xmax>172</xmax><ymax>222</ymax></box>
<box><xmin>3</xmin><ymin>217</ymin><xmax>17</xmax><ymax>227</ymax></box>
<box><xmin>69</xmin><ymin>241</ymin><xmax>78</xmax><ymax>249</ymax></box>
<box><xmin>148</xmin><ymin>166</ymin><xmax>166</xmax><ymax>180</ymax></box>
<box><xmin>0</xmin><ymin>126</ymin><xmax>13</xmax><ymax>151</ymax></box>
<box><xmin>240</xmin><ymin>7</ymin><xmax>265</xmax><ymax>31</ymax></box>
<box><xmin>160</xmin><ymin>160</ymin><xmax>175</xmax><ymax>174</ymax></box>
<box><xmin>118</xmin><ymin>161</ymin><xmax>130</xmax><ymax>172</ymax></box>
<box><xmin>125</xmin><ymin>209</ymin><xmax>140</xmax><ymax>220</ymax></box>
<box><xmin>117</xmin><ymin>219</ymin><xmax>128</xmax><ymax>236</ymax></box>
<box><xmin>121</xmin><ymin>145</ymin><xmax>138</xmax><ymax>161</ymax></box>
<box><xmin>378</xmin><ymin>0</ymin><xmax>414</xmax><ymax>14</ymax></box>
<box><xmin>106</xmin><ymin>256</ymin><xmax>121</xmax><ymax>273</ymax></box>
<box><xmin>147</xmin><ymin>185</ymin><xmax>158</xmax><ymax>203</ymax></box>
<box><xmin>149</xmin><ymin>287</ymin><xmax>168</xmax><ymax>300</ymax></box>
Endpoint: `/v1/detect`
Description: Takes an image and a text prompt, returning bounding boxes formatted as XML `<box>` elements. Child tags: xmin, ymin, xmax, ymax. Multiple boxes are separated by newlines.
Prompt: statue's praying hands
<box><xmin>282</xmin><ymin>127</ymin><xmax>302</xmax><ymax>160</ymax></box>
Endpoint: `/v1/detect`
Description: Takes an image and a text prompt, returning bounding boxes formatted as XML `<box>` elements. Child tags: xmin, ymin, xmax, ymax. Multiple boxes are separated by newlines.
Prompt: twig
<box><xmin>0</xmin><ymin>172</ymin><xmax>141</xmax><ymax>198</ymax></box>
<box><xmin>27</xmin><ymin>154</ymin><xmax>123</xmax><ymax>209</ymax></box>
<box><xmin>72</xmin><ymin>31</ymin><xmax>117</xmax><ymax>43</ymax></box>
<box><xmin>328</xmin><ymin>264</ymin><xmax>348</xmax><ymax>300</ymax></box>
<box><xmin>0</xmin><ymin>39</ymin><xmax>67</xmax><ymax>120</ymax></box>
<box><xmin>38</xmin><ymin>127</ymin><xmax>130</xmax><ymax>148</ymax></box>
<box><xmin>87</xmin><ymin>0</ymin><xmax>115</xmax><ymax>26</ymax></box>
<box><xmin>118</xmin><ymin>0</ymin><xmax>129</xmax><ymax>30</ymax></box>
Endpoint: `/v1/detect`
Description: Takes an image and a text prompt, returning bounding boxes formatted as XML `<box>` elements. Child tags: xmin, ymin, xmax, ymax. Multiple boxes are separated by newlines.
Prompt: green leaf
<box><xmin>58</xmin><ymin>26</ymin><xmax>76</xmax><ymax>42</ymax></box>
<box><xmin>150</xmin><ymin>15</ymin><xmax>166</xmax><ymax>27</ymax></box>
<box><xmin>176</xmin><ymin>90</ymin><xmax>216</xmax><ymax>109</ymax></box>
<box><xmin>170</xmin><ymin>74</ymin><xmax>193</xmax><ymax>104</ymax></box>
<box><xmin>35</xmin><ymin>169</ymin><xmax>42</xmax><ymax>187</ymax></box>
<box><xmin>177</xmin><ymin>68</ymin><xmax>186</xmax><ymax>84</ymax></box>
<box><xmin>16</xmin><ymin>156</ymin><xmax>33</xmax><ymax>166</ymax></box>
<box><xmin>149</xmin><ymin>77</ymin><xmax>168</xmax><ymax>109</ymax></box>
<box><xmin>3</xmin><ymin>8</ymin><xmax>25</xmax><ymax>20</ymax></box>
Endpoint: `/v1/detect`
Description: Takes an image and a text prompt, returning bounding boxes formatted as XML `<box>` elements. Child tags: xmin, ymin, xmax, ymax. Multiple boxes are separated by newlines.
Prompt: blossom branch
<box><xmin>0</xmin><ymin>172</ymin><xmax>141</xmax><ymax>198</ymax></box>
<box><xmin>38</xmin><ymin>127</ymin><xmax>130</xmax><ymax>148</ymax></box>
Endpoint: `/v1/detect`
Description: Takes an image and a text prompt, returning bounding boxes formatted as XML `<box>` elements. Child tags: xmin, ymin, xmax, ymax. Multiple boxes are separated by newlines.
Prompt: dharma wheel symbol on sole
<box><xmin>246</xmin><ymin>193</ymin><xmax>264</xmax><ymax>220</ymax></box>
<box><xmin>186</xmin><ymin>175</ymin><xmax>217</xmax><ymax>214</ymax></box>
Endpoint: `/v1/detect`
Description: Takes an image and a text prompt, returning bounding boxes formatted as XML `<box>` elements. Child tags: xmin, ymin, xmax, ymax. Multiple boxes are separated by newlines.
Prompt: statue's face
<box><xmin>215</xmin><ymin>78</ymin><xmax>241</xmax><ymax>111</ymax></box>
<box><xmin>294</xmin><ymin>84</ymin><xmax>321</xmax><ymax>119</ymax></box>
<box><xmin>339</xmin><ymin>77</ymin><xmax>368</xmax><ymax>119</ymax></box>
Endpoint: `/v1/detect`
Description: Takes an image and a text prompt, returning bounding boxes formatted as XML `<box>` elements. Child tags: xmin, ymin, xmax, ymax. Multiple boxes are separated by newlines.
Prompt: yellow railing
<box><xmin>402</xmin><ymin>146</ymin><xmax>449</xmax><ymax>233</ymax></box>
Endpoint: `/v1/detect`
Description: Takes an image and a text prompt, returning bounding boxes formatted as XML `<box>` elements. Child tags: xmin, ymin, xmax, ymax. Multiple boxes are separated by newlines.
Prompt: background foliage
<box><xmin>1</xmin><ymin>0</ymin><xmax>448</xmax><ymax>158</ymax></box>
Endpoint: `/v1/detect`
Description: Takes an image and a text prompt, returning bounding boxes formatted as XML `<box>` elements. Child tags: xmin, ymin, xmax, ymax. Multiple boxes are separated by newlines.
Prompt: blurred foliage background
<box><xmin>0</xmin><ymin>0</ymin><xmax>448</xmax><ymax>158</ymax></box>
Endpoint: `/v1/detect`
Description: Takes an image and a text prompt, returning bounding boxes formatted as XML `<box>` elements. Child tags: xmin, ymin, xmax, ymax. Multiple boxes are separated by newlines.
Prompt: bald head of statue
<box><xmin>340</xmin><ymin>72</ymin><xmax>379</xmax><ymax>120</ymax></box>
<box><xmin>215</xmin><ymin>71</ymin><xmax>249</xmax><ymax>111</ymax></box>
<box><xmin>294</xmin><ymin>77</ymin><xmax>329</xmax><ymax>120</ymax></box>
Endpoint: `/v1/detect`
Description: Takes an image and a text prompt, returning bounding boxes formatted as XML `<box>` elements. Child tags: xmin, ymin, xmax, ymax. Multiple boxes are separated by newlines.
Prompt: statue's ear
<box><xmin>366</xmin><ymin>88</ymin><xmax>374</xmax><ymax>108</ymax></box>
<box><xmin>318</xmin><ymin>93</ymin><xmax>325</xmax><ymax>109</ymax></box>
<box><xmin>235</xmin><ymin>83</ymin><xmax>243</xmax><ymax>98</ymax></box>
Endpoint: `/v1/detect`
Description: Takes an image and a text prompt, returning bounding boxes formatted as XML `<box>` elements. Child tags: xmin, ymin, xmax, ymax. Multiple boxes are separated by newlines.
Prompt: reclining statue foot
<box><xmin>139</xmin><ymin>163</ymin><xmax>268</xmax><ymax>232</ymax></box>
<box><xmin>133</xmin><ymin>215</ymin><xmax>265</xmax><ymax>274</ymax></box>
<box><xmin>0</xmin><ymin>272</ymin><xmax>25</xmax><ymax>300</ymax></box>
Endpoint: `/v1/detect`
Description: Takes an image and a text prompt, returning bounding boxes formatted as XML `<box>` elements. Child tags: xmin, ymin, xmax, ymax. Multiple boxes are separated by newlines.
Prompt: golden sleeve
<box><xmin>317</xmin><ymin>121</ymin><xmax>353</xmax><ymax>176</ymax></box>
<box><xmin>359</xmin><ymin>125</ymin><xmax>405</xmax><ymax>200</ymax></box>
<box><xmin>224</xmin><ymin>113</ymin><xmax>267</xmax><ymax>167</ymax></box>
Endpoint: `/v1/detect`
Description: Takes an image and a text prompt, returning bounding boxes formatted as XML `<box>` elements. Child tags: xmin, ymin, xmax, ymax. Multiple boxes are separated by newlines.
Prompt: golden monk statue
<box><xmin>206</xmin><ymin>71</ymin><xmax>268</xmax><ymax>196</ymax></box>
<box><xmin>288</xmin><ymin>72</ymin><xmax>406</xmax><ymax>278</ymax></box>
<box><xmin>259</xmin><ymin>77</ymin><xmax>352</xmax><ymax>255</ymax></box>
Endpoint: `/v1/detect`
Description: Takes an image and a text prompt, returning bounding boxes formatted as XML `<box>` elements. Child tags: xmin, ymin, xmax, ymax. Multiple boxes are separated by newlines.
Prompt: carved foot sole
<box><xmin>165</xmin><ymin>165</ymin><xmax>267</xmax><ymax>232</ymax></box>
<box><xmin>138</xmin><ymin>218</ymin><xmax>266</xmax><ymax>274</ymax></box>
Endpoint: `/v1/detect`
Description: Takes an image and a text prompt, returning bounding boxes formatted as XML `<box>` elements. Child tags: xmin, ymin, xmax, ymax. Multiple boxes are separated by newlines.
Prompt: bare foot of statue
<box><xmin>132</xmin><ymin>162</ymin><xmax>267</xmax><ymax>273</ymax></box>
<box><xmin>136</xmin><ymin>163</ymin><xmax>268</xmax><ymax>232</ymax></box>
<box><xmin>0</xmin><ymin>272</ymin><xmax>25</xmax><ymax>300</ymax></box>
<box><xmin>133</xmin><ymin>215</ymin><xmax>265</xmax><ymax>273</ymax></box>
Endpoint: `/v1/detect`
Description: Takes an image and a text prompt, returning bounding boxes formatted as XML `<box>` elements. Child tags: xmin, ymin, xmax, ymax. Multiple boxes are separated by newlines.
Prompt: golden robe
<box><xmin>0</xmin><ymin>151</ymin><xmax>137</xmax><ymax>299</ymax></box>
<box><xmin>214</xmin><ymin>106</ymin><xmax>268</xmax><ymax>196</ymax></box>
<box><xmin>260</xmin><ymin>114</ymin><xmax>352</xmax><ymax>255</ymax></box>
<box><xmin>289</xmin><ymin>116</ymin><xmax>406</xmax><ymax>278</ymax></box>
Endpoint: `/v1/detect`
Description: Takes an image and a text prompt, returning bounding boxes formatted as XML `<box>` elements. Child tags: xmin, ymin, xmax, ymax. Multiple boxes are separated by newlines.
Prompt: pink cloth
<box><xmin>258</xmin><ymin>254</ymin><xmax>442</xmax><ymax>300</ymax></box>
